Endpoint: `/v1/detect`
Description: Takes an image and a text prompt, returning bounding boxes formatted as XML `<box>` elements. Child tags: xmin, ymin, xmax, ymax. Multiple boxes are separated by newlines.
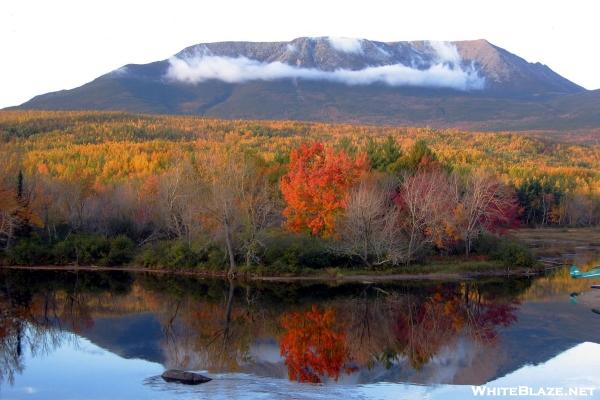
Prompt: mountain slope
<box><xmin>14</xmin><ymin>37</ymin><xmax>597</xmax><ymax>130</ymax></box>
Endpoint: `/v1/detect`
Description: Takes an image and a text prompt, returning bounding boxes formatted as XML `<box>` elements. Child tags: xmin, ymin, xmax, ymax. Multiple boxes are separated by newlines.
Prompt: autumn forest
<box><xmin>1</xmin><ymin>111</ymin><xmax>599</xmax><ymax>274</ymax></box>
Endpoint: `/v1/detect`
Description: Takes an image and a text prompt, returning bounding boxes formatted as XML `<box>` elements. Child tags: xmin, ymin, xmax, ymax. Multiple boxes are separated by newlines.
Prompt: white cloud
<box><xmin>429</xmin><ymin>41</ymin><xmax>461</xmax><ymax>65</ymax></box>
<box><xmin>165</xmin><ymin>52</ymin><xmax>485</xmax><ymax>91</ymax></box>
<box><xmin>328</xmin><ymin>37</ymin><xmax>364</xmax><ymax>54</ymax></box>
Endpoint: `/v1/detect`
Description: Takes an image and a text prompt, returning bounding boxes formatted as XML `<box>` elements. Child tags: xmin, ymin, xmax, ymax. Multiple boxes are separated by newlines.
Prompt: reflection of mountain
<box><xmin>345</xmin><ymin>342</ymin><xmax>600</xmax><ymax>400</ymax></box>
<box><xmin>484</xmin><ymin>341</ymin><xmax>600</xmax><ymax>388</ymax></box>
<box><xmin>65</xmin><ymin>287</ymin><xmax>600</xmax><ymax>386</ymax></box>
<box><xmin>245</xmin><ymin>335</ymin><xmax>503</xmax><ymax>385</ymax></box>
<box><xmin>418</xmin><ymin>342</ymin><xmax>600</xmax><ymax>400</ymax></box>
<box><xmin>4</xmin><ymin>329</ymin><xmax>598</xmax><ymax>399</ymax></box>
<box><xmin>79</xmin><ymin>313</ymin><xmax>164</xmax><ymax>364</ymax></box>
<box><xmin>495</xmin><ymin>297</ymin><xmax>600</xmax><ymax>378</ymax></box>
<box><xmin>1</xmin><ymin>269</ymin><xmax>598</xmax><ymax>389</ymax></box>
<box><xmin>72</xmin><ymin>298</ymin><xmax>600</xmax><ymax>387</ymax></box>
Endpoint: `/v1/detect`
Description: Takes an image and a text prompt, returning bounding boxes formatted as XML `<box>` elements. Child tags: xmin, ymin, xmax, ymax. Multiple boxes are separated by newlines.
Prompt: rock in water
<box><xmin>161</xmin><ymin>369</ymin><xmax>212</xmax><ymax>385</ymax></box>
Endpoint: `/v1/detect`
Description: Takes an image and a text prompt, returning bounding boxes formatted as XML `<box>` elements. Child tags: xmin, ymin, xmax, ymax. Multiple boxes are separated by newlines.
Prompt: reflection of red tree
<box><xmin>393</xmin><ymin>287</ymin><xmax>518</xmax><ymax>369</ymax></box>
<box><xmin>279</xmin><ymin>305</ymin><xmax>356</xmax><ymax>383</ymax></box>
<box><xmin>472</xmin><ymin>302</ymin><xmax>517</xmax><ymax>341</ymax></box>
<box><xmin>393</xmin><ymin>294</ymin><xmax>459</xmax><ymax>369</ymax></box>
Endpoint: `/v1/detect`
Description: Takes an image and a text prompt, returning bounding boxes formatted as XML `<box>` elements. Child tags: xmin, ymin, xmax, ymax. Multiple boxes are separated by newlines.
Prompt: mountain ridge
<box><xmin>12</xmin><ymin>37</ymin><xmax>598</xmax><ymax>130</ymax></box>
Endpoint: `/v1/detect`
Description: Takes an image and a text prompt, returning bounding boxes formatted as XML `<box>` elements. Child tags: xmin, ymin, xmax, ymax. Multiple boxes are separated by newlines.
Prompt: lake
<box><xmin>1</xmin><ymin>261</ymin><xmax>600</xmax><ymax>399</ymax></box>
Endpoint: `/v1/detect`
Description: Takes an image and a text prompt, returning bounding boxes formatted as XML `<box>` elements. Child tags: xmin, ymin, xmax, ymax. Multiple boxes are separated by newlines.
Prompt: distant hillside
<box><xmin>12</xmin><ymin>37</ymin><xmax>600</xmax><ymax>130</ymax></box>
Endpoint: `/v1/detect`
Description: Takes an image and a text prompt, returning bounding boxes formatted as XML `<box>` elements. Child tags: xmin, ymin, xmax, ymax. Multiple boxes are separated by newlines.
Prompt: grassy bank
<box><xmin>511</xmin><ymin>227</ymin><xmax>600</xmax><ymax>256</ymax></box>
<box><xmin>1</xmin><ymin>255</ymin><xmax>544</xmax><ymax>283</ymax></box>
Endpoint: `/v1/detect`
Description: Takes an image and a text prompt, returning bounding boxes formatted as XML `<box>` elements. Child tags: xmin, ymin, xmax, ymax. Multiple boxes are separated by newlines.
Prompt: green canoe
<box><xmin>570</xmin><ymin>265</ymin><xmax>600</xmax><ymax>279</ymax></box>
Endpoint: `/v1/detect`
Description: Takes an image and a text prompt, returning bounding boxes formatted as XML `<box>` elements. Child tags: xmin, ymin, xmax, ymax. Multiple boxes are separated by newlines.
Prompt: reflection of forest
<box><xmin>520</xmin><ymin>256</ymin><xmax>600</xmax><ymax>302</ymax></box>
<box><xmin>2</xmin><ymin>269</ymin><xmax>587</xmax><ymax>387</ymax></box>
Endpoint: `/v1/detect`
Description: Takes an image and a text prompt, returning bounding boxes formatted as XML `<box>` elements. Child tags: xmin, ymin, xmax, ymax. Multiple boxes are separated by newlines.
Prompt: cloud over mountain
<box><xmin>327</xmin><ymin>37</ymin><xmax>364</xmax><ymax>54</ymax></box>
<box><xmin>165</xmin><ymin>40</ymin><xmax>485</xmax><ymax>91</ymax></box>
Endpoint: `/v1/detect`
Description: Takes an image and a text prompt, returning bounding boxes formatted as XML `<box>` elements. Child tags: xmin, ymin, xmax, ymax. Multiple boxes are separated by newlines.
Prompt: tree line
<box><xmin>2</xmin><ymin>111</ymin><xmax>599</xmax><ymax>272</ymax></box>
<box><xmin>1</xmin><ymin>136</ymin><xmax>538</xmax><ymax>273</ymax></box>
<box><xmin>2</xmin><ymin>111</ymin><xmax>598</xmax><ymax>230</ymax></box>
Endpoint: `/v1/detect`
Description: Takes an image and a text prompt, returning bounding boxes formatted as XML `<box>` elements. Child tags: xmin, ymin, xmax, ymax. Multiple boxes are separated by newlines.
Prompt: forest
<box><xmin>1</xmin><ymin>110</ymin><xmax>599</xmax><ymax>274</ymax></box>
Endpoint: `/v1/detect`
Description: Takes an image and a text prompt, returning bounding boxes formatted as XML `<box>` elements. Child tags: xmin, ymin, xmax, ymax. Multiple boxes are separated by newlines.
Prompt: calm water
<box><xmin>1</xmin><ymin>262</ymin><xmax>600</xmax><ymax>399</ymax></box>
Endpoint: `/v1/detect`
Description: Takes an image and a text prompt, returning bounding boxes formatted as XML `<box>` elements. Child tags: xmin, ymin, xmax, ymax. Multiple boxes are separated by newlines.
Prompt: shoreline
<box><xmin>0</xmin><ymin>264</ymin><xmax>547</xmax><ymax>283</ymax></box>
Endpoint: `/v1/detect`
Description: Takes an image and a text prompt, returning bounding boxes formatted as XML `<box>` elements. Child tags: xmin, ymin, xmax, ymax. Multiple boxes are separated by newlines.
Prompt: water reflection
<box><xmin>280</xmin><ymin>305</ymin><xmax>356</xmax><ymax>383</ymax></box>
<box><xmin>0</xmin><ymin>271</ymin><xmax>110</xmax><ymax>385</ymax></box>
<box><xmin>0</xmin><ymin>268</ymin><xmax>599</xmax><ymax>394</ymax></box>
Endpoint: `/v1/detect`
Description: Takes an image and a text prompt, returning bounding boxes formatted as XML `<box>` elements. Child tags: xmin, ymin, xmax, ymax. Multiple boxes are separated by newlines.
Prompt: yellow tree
<box><xmin>196</xmin><ymin>144</ymin><xmax>274</xmax><ymax>276</ymax></box>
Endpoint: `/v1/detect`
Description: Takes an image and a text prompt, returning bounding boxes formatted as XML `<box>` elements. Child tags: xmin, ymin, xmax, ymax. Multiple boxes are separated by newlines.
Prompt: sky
<box><xmin>1</xmin><ymin>0</ymin><xmax>599</xmax><ymax>108</ymax></box>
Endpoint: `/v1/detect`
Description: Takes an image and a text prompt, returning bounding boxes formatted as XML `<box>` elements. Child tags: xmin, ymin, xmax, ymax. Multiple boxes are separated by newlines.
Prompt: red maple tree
<box><xmin>280</xmin><ymin>142</ymin><xmax>367</xmax><ymax>237</ymax></box>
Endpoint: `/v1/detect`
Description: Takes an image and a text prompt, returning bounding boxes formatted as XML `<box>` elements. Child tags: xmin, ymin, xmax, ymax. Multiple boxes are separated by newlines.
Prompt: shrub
<box><xmin>164</xmin><ymin>241</ymin><xmax>201</xmax><ymax>268</ymax></box>
<box><xmin>261</xmin><ymin>231</ymin><xmax>340</xmax><ymax>270</ymax></box>
<box><xmin>204</xmin><ymin>245</ymin><xmax>226</xmax><ymax>270</ymax></box>
<box><xmin>136</xmin><ymin>241</ymin><xmax>171</xmax><ymax>268</ymax></box>
<box><xmin>103</xmin><ymin>235</ymin><xmax>136</xmax><ymax>266</ymax></box>
<box><xmin>6</xmin><ymin>236</ymin><xmax>54</xmax><ymax>265</ymax></box>
<box><xmin>474</xmin><ymin>233</ymin><xmax>536</xmax><ymax>268</ymax></box>
<box><xmin>53</xmin><ymin>234</ymin><xmax>110</xmax><ymax>265</ymax></box>
<box><xmin>136</xmin><ymin>241</ymin><xmax>203</xmax><ymax>269</ymax></box>
<box><xmin>493</xmin><ymin>240</ymin><xmax>536</xmax><ymax>268</ymax></box>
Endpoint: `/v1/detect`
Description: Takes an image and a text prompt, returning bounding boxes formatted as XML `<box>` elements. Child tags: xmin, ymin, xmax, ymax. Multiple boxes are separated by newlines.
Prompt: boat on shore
<box><xmin>570</xmin><ymin>266</ymin><xmax>600</xmax><ymax>279</ymax></box>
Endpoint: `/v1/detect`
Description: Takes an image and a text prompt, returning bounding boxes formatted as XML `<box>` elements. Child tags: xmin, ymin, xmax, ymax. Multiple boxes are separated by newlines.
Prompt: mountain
<box><xmin>13</xmin><ymin>37</ymin><xmax>599</xmax><ymax>130</ymax></box>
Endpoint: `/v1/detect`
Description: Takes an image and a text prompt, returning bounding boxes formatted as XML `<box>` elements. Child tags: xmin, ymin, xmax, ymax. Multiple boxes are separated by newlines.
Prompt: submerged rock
<box><xmin>161</xmin><ymin>369</ymin><xmax>212</xmax><ymax>385</ymax></box>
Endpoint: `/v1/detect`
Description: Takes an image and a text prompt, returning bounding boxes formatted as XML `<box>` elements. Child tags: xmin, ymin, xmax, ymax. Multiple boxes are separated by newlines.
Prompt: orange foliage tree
<box><xmin>279</xmin><ymin>305</ymin><xmax>356</xmax><ymax>383</ymax></box>
<box><xmin>280</xmin><ymin>142</ymin><xmax>367</xmax><ymax>237</ymax></box>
